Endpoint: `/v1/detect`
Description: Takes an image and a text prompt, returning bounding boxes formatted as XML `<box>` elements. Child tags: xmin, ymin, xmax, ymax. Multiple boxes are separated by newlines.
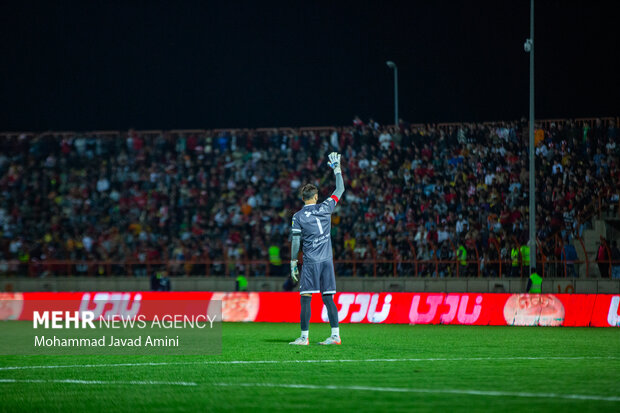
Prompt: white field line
<box><xmin>0</xmin><ymin>379</ymin><xmax>197</xmax><ymax>386</ymax></box>
<box><xmin>0</xmin><ymin>356</ymin><xmax>618</xmax><ymax>371</ymax></box>
<box><xmin>214</xmin><ymin>382</ymin><xmax>620</xmax><ymax>403</ymax></box>
<box><xmin>0</xmin><ymin>379</ymin><xmax>617</xmax><ymax>402</ymax></box>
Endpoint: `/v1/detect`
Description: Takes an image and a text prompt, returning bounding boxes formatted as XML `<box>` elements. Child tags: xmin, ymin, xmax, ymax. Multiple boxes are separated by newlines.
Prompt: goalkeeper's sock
<box><xmin>331</xmin><ymin>327</ymin><xmax>340</xmax><ymax>337</ymax></box>
<box><xmin>300</xmin><ymin>295</ymin><xmax>311</xmax><ymax>334</ymax></box>
<box><xmin>301</xmin><ymin>330</ymin><xmax>309</xmax><ymax>339</ymax></box>
<box><xmin>322</xmin><ymin>294</ymin><xmax>339</xmax><ymax>329</ymax></box>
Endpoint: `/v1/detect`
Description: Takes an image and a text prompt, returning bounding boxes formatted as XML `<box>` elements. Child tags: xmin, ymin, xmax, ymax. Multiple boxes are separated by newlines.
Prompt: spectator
<box><xmin>159</xmin><ymin>271</ymin><xmax>171</xmax><ymax>291</ymax></box>
<box><xmin>455</xmin><ymin>214</ymin><xmax>468</xmax><ymax>235</ymax></box>
<box><xmin>236</xmin><ymin>274</ymin><xmax>248</xmax><ymax>291</ymax></box>
<box><xmin>378</xmin><ymin>129</ymin><xmax>392</xmax><ymax>150</ymax></box>
<box><xmin>510</xmin><ymin>242</ymin><xmax>520</xmax><ymax>278</ymax></box>
<box><xmin>610</xmin><ymin>240</ymin><xmax>620</xmax><ymax>280</ymax></box>
<box><xmin>597</xmin><ymin>238</ymin><xmax>610</xmax><ymax>278</ymax></box>
<box><xmin>456</xmin><ymin>241</ymin><xmax>467</xmax><ymax>275</ymax></box>
<box><xmin>526</xmin><ymin>269</ymin><xmax>542</xmax><ymax>293</ymax></box>
<box><xmin>268</xmin><ymin>240</ymin><xmax>282</xmax><ymax>276</ymax></box>
<box><xmin>562</xmin><ymin>241</ymin><xmax>579</xmax><ymax>278</ymax></box>
<box><xmin>150</xmin><ymin>270</ymin><xmax>171</xmax><ymax>291</ymax></box>
<box><xmin>520</xmin><ymin>241</ymin><xmax>530</xmax><ymax>271</ymax></box>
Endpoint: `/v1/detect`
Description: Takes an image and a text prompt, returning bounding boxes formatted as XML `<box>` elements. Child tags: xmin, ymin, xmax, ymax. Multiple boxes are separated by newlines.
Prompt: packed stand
<box><xmin>0</xmin><ymin>117</ymin><xmax>618</xmax><ymax>278</ymax></box>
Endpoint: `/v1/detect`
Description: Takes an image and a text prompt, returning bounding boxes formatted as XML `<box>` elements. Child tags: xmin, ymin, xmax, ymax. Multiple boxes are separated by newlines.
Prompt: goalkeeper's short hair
<box><xmin>300</xmin><ymin>183</ymin><xmax>318</xmax><ymax>201</ymax></box>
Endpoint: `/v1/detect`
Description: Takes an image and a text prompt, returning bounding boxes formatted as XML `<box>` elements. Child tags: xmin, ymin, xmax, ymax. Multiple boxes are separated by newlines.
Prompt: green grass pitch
<box><xmin>0</xmin><ymin>323</ymin><xmax>619</xmax><ymax>412</ymax></box>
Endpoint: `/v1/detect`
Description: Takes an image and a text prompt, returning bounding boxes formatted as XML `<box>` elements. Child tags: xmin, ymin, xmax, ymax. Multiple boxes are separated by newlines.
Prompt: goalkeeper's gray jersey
<box><xmin>292</xmin><ymin>196</ymin><xmax>339</xmax><ymax>264</ymax></box>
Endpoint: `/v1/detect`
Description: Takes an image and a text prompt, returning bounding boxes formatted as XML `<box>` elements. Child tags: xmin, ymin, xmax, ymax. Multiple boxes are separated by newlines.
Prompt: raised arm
<box><xmin>328</xmin><ymin>152</ymin><xmax>345</xmax><ymax>200</ymax></box>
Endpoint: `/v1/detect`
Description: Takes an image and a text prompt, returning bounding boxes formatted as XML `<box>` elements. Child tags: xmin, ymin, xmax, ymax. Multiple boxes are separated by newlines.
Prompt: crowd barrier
<box><xmin>1</xmin><ymin>292</ymin><xmax>618</xmax><ymax>327</ymax></box>
<box><xmin>4</xmin><ymin>256</ymin><xmax>620</xmax><ymax>278</ymax></box>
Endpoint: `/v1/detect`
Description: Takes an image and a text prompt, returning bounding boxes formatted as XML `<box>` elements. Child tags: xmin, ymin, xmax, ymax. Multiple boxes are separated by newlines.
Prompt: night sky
<box><xmin>1</xmin><ymin>0</ymin><xmax>618</xmax><ymax>131</ymax></box>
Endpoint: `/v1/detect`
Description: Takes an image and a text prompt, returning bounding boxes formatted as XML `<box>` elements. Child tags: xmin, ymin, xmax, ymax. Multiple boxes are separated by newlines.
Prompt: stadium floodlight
<box><xmin>386</xmin><ymin>61</ymin><xmax>399</xmax><ymax>127</ymax></box>
<box><xmin>525</xmin><ymin>0</ymin><xmax>536</xmax><ymax>275</ymax></box>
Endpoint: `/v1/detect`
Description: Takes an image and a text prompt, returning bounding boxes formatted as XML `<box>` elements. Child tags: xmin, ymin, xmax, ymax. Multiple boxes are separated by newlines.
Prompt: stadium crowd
<box><xmin>0</xmin><ymin>117</ymin><xmax>618</xmax><ymax>277</ymax></box>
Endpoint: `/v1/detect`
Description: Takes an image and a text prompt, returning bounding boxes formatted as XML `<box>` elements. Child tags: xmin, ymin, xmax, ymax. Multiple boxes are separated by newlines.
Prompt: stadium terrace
<box><xmin>0</xmin><ymin>117</ymin><xmax>618</xmax><ymax>279</ymax></box>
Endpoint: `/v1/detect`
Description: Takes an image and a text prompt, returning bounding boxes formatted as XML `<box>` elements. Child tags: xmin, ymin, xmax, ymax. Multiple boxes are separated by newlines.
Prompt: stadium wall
<box><xmin>2</xmin><ymin>276</ymin><xmax>619</xmax><ymax>294</ymax></box>
<box><xmin>1</xmin><ymin>291</ymin><xmax>618</xmax><ymax>327</ymax></box>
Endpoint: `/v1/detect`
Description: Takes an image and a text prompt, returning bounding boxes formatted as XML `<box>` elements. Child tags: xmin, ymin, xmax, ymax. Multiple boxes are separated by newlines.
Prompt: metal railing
<box><xmin>1</xmin><ymin>257</ymin><xmax>618</xmax><ymax>278</ymax></box>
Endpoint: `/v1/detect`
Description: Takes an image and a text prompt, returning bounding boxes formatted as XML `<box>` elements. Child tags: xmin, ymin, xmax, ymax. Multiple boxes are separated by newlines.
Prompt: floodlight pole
<box><xmin>386</xmin><ymin>61</ymin><xmax>399</xmax><ymax>127</ymax></box>
<box><xmin>526</xmin><ymin>0</ymin><xmax>536</xmax><ymax>275</ymax></box>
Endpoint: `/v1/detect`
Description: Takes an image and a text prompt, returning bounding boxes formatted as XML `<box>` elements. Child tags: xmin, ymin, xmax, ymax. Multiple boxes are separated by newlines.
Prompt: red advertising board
<box><xmin>0</xmin><ymin>292</ymin><xmax>618</xmax><ymax>327</ymax></box>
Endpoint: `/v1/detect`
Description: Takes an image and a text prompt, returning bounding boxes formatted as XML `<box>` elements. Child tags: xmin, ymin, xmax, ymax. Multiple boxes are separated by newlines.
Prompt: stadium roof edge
<box><xmin>0</xmin><ymin>116</ymin><xmax>617</xmax><ymax>137</ymax></box>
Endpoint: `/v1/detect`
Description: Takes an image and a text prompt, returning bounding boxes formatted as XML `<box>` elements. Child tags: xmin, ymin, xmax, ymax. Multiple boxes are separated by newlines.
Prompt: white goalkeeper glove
<box><xmin>290</xmin><ymin>260</ymin><xmax>299</xmax><ymax>283</ymax></box>
<box><xmin>328</xmin><ymin>152</ymin><xmax>342</xmax><ymax>174</ymax></box>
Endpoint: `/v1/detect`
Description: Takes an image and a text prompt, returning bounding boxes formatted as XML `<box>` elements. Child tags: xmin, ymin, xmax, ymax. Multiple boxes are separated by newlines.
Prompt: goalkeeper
<box><xmin>289</xmin><ymin>152</ymin><xmax>344</xmax><ymax>345</ymax></box>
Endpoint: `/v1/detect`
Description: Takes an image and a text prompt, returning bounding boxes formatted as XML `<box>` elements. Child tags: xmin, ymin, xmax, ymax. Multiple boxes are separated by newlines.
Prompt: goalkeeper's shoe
<box><xmin>289</xmin><ymin>336</ymin><xmax>309</xmax><ymax>345</ymax></box>
<box><xmin>319</xmin><ymin>335</ymin><xmax>341</xmax><ymax>345</ymax></box>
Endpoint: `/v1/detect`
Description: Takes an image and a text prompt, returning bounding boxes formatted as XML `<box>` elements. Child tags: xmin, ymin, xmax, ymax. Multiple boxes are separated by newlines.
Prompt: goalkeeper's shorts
<box><xmin>299</xmin><ymin>260</ymin><xmax>336</xmax><ymax>295</ymax></box>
